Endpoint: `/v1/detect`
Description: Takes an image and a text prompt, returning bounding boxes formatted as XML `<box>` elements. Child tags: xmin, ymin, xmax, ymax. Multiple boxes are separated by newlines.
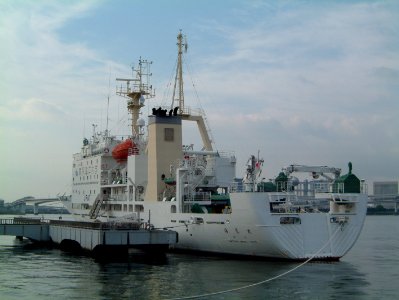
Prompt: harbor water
<box><xmin>0</xmin><ymin>215</ymin><xmax>398</xmax><ymax>299</ymax></box>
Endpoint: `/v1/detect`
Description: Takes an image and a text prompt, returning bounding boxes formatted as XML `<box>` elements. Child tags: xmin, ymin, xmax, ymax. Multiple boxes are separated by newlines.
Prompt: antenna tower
<box><xmin>171</xmin><ymin>30</ymin><xmax>188</xmax><ymax>115</ymax></box>
<box><xmin>116</xmin><ymin>58</ymin><xmax>155</xmax><ymax>137</ymax></box>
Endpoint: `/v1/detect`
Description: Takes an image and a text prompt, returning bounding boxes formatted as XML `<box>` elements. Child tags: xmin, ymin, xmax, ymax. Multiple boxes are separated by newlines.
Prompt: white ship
<box><xmin>61</xmin><ymin>32</ymin><xmax>368</xmax><ymax>260</ymax></box>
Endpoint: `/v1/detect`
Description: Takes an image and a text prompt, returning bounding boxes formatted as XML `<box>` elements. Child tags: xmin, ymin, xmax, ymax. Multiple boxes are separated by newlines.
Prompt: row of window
<box><xmin>73</xmin><ymin>158</ymin><xmax>100</xmax><ymax>168</ymax></box>
<box><xmin>74</xmin><ymin>166</ymin><xmax>99</xmax><ymax>176</ymax></box>
<box><xmin>72</xmin><ymin>189</ymin><xmax>97</xmax><ymax>195</ymax></box>
<box><xmin>73</xmin><ymin>174</ymin><xmax>99</xmax><ymax>181</ymax></box>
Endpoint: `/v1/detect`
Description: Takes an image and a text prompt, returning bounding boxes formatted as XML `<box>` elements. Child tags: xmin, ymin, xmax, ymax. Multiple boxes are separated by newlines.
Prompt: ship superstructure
<box><xmin>62</xmin><ymin>32</ymin><xmax>368</xmax><ymax>260</ymax></box>
<box><xmin>67</xmin><ymin>58</ymin><xmax>154</xmax><ymax>219</ymax></box>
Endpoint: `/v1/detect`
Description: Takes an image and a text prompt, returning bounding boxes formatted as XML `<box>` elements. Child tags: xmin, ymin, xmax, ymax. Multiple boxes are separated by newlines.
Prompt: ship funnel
<box><xmin>145</xmin><ymin>115</ymin><xmax>183</xmax><ymax>201</ymax></box>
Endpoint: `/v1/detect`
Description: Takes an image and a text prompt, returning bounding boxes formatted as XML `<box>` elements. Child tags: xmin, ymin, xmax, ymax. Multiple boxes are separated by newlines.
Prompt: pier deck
<box><xmin>0</xmin><ymin>218</ymin><xmax>50</xmax><ymax>241</ymax></box>
<box><xmin>0</xmin><ymin>218</ymin><xmax>177</xmax><ymax>252</ymax></box>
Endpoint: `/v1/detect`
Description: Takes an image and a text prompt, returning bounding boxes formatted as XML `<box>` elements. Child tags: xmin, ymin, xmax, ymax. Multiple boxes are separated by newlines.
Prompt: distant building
<box><xmin>371</xmin><ymin>181</ymin><xmax>399</xmax><ymax>210</ymax></box>
<box><xmin>0</xmin><ymin>199</ymin><xmax>4</xmax><ymax>213</ymax></box>
<box><xmin>373</xmin><ymin>181</ymin><xmax>398</xmax><ymax>196</ymax></box>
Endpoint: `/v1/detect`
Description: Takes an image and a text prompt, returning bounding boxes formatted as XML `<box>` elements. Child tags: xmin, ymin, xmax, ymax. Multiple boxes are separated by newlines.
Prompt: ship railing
<box><xmin>231</xmin><ymin>180</ymin><xmax>368</xmax><ymax>195</ymax></box>
<box><xmin>269</xmin><ymin>197</ymin><xmax>330</xmax><ymax>214</ymax></box>
<box><xmin>183</xmin><ymin>191</ymin><xmax>211</xmax><ymax>202</ymax></box>
<box><xmin>230</xmin><ymin>181</ymin><xmax>243</xmax><ymax>193</ymax></box>
<box><xmin>180</xmin><ymin>106</ymin><xmax>193</xmax><ymax>116</ymax></box>
<box><xmin>107</xmin><ymin>195</ymin><xmax>128</xmax><ymax>202</ymax></box>
<box><xmin>0</xmin><ymin>217</ymin><xmax>50</xmax><ymax>225</ymax></box>
<box><xmin>216</xmin><ymin>150</ymin><xmax>236</xmax><ymax>159</ymax></box>
<box><xmin>155</xmin><ymin>105</ymin><xmax>192</xmax><ymax>116</ymax></box>
<box><xmin>49</xmin><ymin>219</ymin><xmax>141</xmax><ymax>230</ymax></box>
<box><xmin>181</xmin><ymin>191</ymin><xmax>211</xmax><ymax>213</ymax></box>
<box><xmin>101</xmin><ymin>176</ymin><xmax>128</xmax><ymax>186</ymax></box>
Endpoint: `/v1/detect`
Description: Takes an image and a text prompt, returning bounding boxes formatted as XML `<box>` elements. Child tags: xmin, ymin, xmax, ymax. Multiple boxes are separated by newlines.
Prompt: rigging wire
<box><xmin>161</xmin><ymin>56</ymin><xmax>178</xmax><ymax>107</ymax></box>
<box><xmin>106</xmin><ymin>69</ymin><xmax>111</xmax><ymax>134</ymax></box>
<box><xmin>183</xmin><ymin>56</ymin><xmax>216</xmax><ymax>147</ymax></box>
<box><xmin>166</xmin><ymin>223</ymin><xmax>344</xmax><ymax>300</ymax></box>
<box><xmin>183</xmin><ymin>54</ymin><xmax>203</xmax><ymax>109</ymax></box>
<box><xmin>109</xmin><ymin>110</ymin><xmax>129</xmax><ymax>137</ymax></box>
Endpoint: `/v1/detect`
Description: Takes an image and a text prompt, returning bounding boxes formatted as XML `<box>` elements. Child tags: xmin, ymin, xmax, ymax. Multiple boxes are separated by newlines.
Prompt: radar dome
<box><xmin>290</xmin><ymin>176</ymin><xmax>300</xmax><ymax>186</ymax></box>
<box><xmin>137</xmin><ymin>118</ymin><xmax>145</xmax><ymax>127</ymax></box>
<box><xmin>139</xmin><ymin>95</ymin><xmax>145</xmax><ymax>105</ymax></box>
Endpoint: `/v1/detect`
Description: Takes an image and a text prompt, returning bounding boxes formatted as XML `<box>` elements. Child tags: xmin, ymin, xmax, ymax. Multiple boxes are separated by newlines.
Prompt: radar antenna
<box><xmin>116</xmin><ymin>58</ymin><xmax>155</xmax><ymax>137</ymax></box>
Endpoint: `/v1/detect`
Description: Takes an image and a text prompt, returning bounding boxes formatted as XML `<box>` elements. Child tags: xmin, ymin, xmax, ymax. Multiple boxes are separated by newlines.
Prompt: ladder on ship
<box><xmin>89</xmin><ymin>194</ymin><xmax>104</xmax><ymax>219</ymax></box>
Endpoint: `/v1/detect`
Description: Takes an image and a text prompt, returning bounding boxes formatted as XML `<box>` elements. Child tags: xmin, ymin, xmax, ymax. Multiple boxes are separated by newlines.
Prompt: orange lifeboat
<box><xmin>112</xmin><ymin>139</ymin><xmax>138</xmax><ymax>162</ymax></box>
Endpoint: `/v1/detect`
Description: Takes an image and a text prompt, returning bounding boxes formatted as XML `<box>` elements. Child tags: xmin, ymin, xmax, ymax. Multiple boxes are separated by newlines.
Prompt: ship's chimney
<box><xmin>145</xmin><ymin>114</ymin><xmax>183</xmax><ymax>201</ymax></box>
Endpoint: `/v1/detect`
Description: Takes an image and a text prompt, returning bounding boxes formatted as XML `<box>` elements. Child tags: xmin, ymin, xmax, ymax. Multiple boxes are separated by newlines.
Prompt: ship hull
<box><xmin>140</xmin><ymin>192</ymin><xmax>367</xmax><ymax>260</ymax></box>
<box><xmin>63</xmin><ymin>189</ymin><xmax>367</xmax><ymax>260</ymax></box>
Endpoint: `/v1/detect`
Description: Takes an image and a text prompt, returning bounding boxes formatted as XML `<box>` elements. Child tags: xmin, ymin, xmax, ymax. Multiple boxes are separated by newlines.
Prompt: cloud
<box><xmin>1</xmin><ymin>1</ymin><xmax>398</xmax><ymax>201</ymax></box>
<box><xmin>0</xmin><ymin>1</ymin><xmax>116</xmax><ymax>201</ymax></box>
<box><xmin>196</xmin><ymin>3</ymin><xmax>398</xmax><ymax>109</ymax></box>
<box><xmin>0</xmin><ymin>98</ymin><xmax>66</xmax><ymax>122</ymax></box>
<box><xmin>186</xmin><ymin>1</ymin><xmax>399</xmax><ymax>182</ymax></box>
<box><xmin>0</xmin><ymin>1</ymin><xmax>125</xmax><ymax>115</ymax></box>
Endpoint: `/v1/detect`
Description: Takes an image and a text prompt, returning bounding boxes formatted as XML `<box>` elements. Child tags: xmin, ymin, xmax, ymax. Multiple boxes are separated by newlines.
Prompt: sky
<box><xmin>1</xmin><ymin>0</ymin><xmax>398</xmax><ymax>201</ymax></box>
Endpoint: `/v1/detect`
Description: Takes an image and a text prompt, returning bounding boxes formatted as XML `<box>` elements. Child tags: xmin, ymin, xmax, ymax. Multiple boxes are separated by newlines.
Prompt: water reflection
<box><xmin>1</xmin><ymin>238</ymin><xmax>369</xmax><ymax>300</ymax></box>
<box><xmin>83</xmin><ymin>253</ymin><xmax>370</xmax><ymax>300</ymax></box>
<box><xmin>5</xmin><ymin>216</ymin><xmax>399</xmax><ymax>300</ymax></box>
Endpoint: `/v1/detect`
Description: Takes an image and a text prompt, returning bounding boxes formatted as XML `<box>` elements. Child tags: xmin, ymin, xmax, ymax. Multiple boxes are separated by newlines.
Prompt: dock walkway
<box><xmin>0</xmin><ymin>217</ymin><xmax>50</xmax><ymax>241</ymax></box>
<box><xmin>0</xmin><ymin>217</ymin><xmax>177</xmax><ymax>252</ymax></box>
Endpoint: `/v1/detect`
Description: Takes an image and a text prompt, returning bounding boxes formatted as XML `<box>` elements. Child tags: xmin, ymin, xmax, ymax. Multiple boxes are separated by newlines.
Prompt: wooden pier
<box><xmin>0</xmin><ymin>217</ymin><xmax>177</xmax><ymax>253</ymax></box>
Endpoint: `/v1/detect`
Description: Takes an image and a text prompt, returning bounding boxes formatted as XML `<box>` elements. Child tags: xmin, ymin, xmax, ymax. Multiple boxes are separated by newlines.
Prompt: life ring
<box><xmin>104</xmin><ymin>148</ymin><xmax>109</xmax><ymax>154</ymax></box>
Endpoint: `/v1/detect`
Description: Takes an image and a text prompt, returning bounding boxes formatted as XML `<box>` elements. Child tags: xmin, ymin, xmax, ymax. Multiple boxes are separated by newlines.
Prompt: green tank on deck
<box><xmin>333</xmin><ymin>162</ymin><xmax>360</xmax><ymax>193</ymax></box>
<box><xmin>257</xmin><ymin>181</ymin><xmax>277</xmax><ymax>192</ymax></box>
<box><xmin>275</xmin><ymin>172</ymin><xmax>288</xmax><ymax>192</ymax></box>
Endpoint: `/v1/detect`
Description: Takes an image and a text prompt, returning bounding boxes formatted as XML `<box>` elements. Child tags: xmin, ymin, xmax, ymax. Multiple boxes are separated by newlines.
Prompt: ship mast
<box><xmin>116</xmin><ymin>58</ymin><xmax>155</xmax><ymax>138</ymax></box>
<box><xmin>169</xmin><ymin>31</ymin><xmax>214</xmax><ymax>151</ymax></box>
<box><xmin>171</xmin><ymin>30</ymin><xmax>188</xmax><ymax>115</ymax></box>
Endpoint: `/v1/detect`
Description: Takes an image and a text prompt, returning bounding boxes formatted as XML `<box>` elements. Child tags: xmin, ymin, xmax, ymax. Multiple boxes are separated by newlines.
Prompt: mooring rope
<box><xmin>166</xmin><ymin>223</ymin><xmax>344</xmax><ymax>300</ymax></box>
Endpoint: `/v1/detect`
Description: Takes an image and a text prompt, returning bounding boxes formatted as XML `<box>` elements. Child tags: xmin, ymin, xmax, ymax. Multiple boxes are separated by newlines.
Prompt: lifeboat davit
<box><xmin>112</xmin><ymin>139</ymin><xmax>138</xmax><ymax>162</ymax></box>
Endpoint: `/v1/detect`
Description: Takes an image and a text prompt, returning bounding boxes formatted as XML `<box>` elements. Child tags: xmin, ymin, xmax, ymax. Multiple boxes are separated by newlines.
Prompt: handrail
<box><xmin>0</xmin><ymin>217</ymin><xmax>141</xmax><ymax>230</ymax></box>
<box><xmin>230</xmin><ymin>181</ymin><xmax>368</xmax><ymax>195</ymax></box>
<box><xmin>49</xmin><ymin>219</ymin><xmax>141</xmax><ymax>230</ymax></box>
<box><xmin>0</xmin><ymin>218</ymin><xmax>50</xmax><ymax>225</ymax></box>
